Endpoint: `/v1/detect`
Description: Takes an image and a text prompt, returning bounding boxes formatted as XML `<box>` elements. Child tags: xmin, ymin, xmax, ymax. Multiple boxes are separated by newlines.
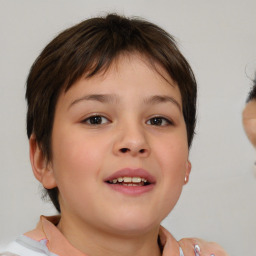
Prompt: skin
<box><xmin>242</xmin><ymin>99</ymin><xmax>256</xmax><ymax>148</ymax></box>
<box><xmin>29</xmin><ymin>53</ymin><xmax>228</xmax><ymax>256</ymax></box>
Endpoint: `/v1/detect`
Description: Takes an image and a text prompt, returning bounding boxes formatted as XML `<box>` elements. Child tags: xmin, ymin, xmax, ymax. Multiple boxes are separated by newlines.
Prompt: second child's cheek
<box><xmin>243</xmin><ymin>119</ymin><xmax>256</xmax><ymax>147</ymax></box>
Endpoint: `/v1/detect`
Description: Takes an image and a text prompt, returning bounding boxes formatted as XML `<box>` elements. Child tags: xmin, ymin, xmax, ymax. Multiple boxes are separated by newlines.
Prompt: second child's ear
<box><xmin>29</xmin><ymin>134</ymin><xmax>57</xmax><ymax>189</ymax></box>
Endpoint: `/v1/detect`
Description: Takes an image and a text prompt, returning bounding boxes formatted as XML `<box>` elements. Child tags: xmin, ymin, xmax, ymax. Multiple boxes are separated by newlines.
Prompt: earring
<box><xmin>184</xmin><ymin>176</ymin><xmax>188</xmax><ymax>184</ymax></box>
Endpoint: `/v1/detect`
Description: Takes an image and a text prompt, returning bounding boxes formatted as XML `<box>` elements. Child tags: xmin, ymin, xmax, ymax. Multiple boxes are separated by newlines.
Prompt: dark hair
<box><xmin>246</xmin><ymin>73</ymin><xmax>256</xmax><ymax>102</ymax></box>
<box><xmin>26</xmin><ymin>13</ymin><xmax>197</xmax><ymax>212</ymax></box>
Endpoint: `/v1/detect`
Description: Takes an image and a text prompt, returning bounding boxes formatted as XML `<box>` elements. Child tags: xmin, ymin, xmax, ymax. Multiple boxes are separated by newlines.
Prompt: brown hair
<box><xmin>246</xmin><ymin>73</ymin><xmax>256</xmax><ymax>102</ymax></box>
<box><xmin>26</xmin><ymin>13</ymin><xmax>197</xmax><ymax>212</ymax></box>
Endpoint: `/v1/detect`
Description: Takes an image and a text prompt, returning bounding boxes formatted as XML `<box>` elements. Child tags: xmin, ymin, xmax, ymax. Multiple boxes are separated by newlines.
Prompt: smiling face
<box><xmin>31</xmin><ymin>54</ymin><xmax>191</xmax><ymax>238</ymax></box>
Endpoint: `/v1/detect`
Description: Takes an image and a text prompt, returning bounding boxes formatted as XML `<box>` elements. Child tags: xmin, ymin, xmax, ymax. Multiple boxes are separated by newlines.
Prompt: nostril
<box><xmin>120</xmin><ymin>148</ymin><xmax>129</xmax><ymax>153</ymax></box>
<box><xmin>119</xmin><ymin>148</ymin><xmax>147</xmax><ymax>154</ymax></box>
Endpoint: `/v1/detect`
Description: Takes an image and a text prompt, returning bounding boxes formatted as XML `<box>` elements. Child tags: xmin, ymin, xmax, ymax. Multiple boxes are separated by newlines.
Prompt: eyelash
<box><xmin>81</xmin><ymin>115</ymin><xmax>110</xmax><ymax>125</ymax></box>
<box><xmin>146</xmin><ymin>116</ymin><xmax>173</xmax><ymax>126</ymax></box>
<box><xmin>81</xmin><ymin>115</ymin><xmax>173</xmax><ymax>127</ymax></box>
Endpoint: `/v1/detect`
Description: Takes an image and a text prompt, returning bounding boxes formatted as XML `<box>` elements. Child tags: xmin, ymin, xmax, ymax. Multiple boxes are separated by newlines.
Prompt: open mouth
<box><xmin>106</xmin><ymin>177</ymin><xmax>151</xmax><ymax>186</ymax></box>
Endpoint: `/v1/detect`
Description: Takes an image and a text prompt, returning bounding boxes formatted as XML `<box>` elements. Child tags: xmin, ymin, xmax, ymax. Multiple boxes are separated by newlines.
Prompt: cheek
<box><xmin>154</xmin><ymin>134</ymin><xmax>188</xmax><ymax>213</ymax></box>
<box><xmin>51</xmin><ymin>129</ymin><xmax>107</xmax><ymax>185</ymax></box>
<box><xmin>156</xmin><ymin>133</ymin><xmax>189</xmax><ymax>176</ymax></box>
<box><xmin>243</xmin><ymin>119</ymin><xmax>256</xmax><ymax>147</ymax></box>
<box><xmin>51</xmin><ymin>133</ymin><xmax>104</xmax><ymax>211</ymax></box>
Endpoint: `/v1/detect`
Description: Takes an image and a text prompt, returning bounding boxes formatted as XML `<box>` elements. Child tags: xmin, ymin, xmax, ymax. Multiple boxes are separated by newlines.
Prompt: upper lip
<box><xmin>104</xmin><ymin>168</ymin><xmax>156</xmax><ymax>184</ymax></box>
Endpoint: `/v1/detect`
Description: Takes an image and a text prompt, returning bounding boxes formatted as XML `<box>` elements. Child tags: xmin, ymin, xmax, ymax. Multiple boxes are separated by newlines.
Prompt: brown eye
<box><xmin>147</xmin><ymin>117</ymin><xmax>172</xmax><ymax>126</ymax></box>
<box><xmin>83</xmin><ymin>115</ymin><xmax>109</xmax><ymax>125</ymax></box>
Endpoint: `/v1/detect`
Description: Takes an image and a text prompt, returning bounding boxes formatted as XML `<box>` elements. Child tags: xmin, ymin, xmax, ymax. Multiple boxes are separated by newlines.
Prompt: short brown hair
<box><xmin>246</xmin><ymin>73</ymin><xmax>256</xmax><ymax>102</ymax></box>
<box><xmin>26</xmin><ymin>13</ymin><xmax>197</xmax><ymax>212</ymax></box>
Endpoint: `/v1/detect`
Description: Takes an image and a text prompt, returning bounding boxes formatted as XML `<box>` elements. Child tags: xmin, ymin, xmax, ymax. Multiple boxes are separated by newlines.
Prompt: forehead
<box><xmin>64</xmin><ymin>53</ymin><xmax>181</xmax><ymax>99</ymax></box>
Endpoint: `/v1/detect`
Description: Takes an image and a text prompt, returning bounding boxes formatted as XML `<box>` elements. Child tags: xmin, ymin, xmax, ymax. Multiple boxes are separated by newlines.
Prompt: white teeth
<box><xmin>109</xmin><ymin>177</ymin><xmax>148</xmax><ymax>184</ymax></box>
<box><xmin>132</xmin><ymin>177</ymin><xmax>141</xmax><ymax>183</ymax></box>
<box><xmin>123</xmin><ymin>177</ymin><xmax>132</xmax><ymax>182</ymax></box>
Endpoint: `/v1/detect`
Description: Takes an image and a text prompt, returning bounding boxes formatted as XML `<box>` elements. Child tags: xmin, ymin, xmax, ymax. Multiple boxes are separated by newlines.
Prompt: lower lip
<box><xmin>105</xmin><ymin>183</ymin><xmax>154</xmax><ymax>196</ymax></box>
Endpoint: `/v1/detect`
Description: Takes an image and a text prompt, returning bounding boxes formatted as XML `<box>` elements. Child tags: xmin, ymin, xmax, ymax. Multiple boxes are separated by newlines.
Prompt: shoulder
<box><xmin>1</xmin><ymin>235</ymin><xmax>58</xmax><ymax>256</ymax></box>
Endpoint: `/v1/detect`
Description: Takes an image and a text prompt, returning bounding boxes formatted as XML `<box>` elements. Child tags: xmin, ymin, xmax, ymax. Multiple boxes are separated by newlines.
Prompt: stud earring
<box><xmin>184</xmin><ymin>176</ymin><xmax>188</xmax><ymax>184</ymax></box>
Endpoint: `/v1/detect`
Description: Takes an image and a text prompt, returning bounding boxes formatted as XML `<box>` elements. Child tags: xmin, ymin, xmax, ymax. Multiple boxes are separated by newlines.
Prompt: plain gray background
<box><xmin>1</xmin><ymin>1</ymin><xmax>256</xmax><ymax>255</ymax></box>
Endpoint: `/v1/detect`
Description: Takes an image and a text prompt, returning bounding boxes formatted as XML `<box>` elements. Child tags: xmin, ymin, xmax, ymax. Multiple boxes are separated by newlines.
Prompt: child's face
<box><xmin>42</xmin><ymin>54</ymin><xmax>191</xmax><ymax>235</ymax></box>
<box><xmin>243</xmin><ymin>100</ymin><xmax>256</xmax><ymax>148</ymax></box>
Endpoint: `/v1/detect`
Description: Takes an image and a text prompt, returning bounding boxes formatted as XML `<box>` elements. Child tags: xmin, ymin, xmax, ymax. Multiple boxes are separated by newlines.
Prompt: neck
<box><xmin>57</xmin><ymin>215</ymin><xmax>162</xmax><ymax>256</ymax></box>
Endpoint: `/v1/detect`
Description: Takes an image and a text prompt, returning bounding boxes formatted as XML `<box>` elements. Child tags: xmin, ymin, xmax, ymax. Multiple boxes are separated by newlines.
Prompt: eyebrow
<box><xmin>69</xmin><ymin>94</ymin><xmax>119</xmax><ymax>109</ymax></box>
<box><xmin>144</xmin><ymin>95</ymin><xmax>182</xmax><ymax>112</ymax></box>
<box><xmin>69</xmin><ymin>94</ymin><xmax>181</xmax><ymax>112</ymax></box>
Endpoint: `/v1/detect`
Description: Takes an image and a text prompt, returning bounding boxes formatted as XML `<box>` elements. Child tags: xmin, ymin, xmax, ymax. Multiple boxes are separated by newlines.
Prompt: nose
<box><xmin>113</xmin><ymin>122</ymin><xmax>151</xmax><ymax>157</ymax></box>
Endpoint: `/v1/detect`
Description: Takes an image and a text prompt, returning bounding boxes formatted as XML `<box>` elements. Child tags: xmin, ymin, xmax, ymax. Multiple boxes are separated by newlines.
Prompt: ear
<box><xmin>184</xmin><ymin>160</ymin><xmax>192</xmax><ymax>185</ymax></box>
<box><xmin>29</xmin><ymin>134</ymin><xmax>57</xmax><ymax>189</ymax></box>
